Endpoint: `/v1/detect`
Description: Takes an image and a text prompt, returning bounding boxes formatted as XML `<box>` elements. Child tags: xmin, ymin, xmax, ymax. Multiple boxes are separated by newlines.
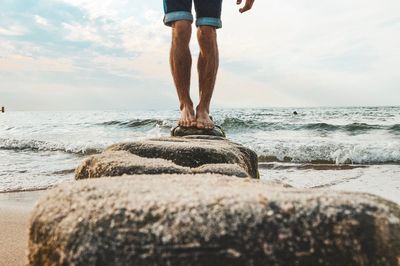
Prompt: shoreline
<box><xmin>1</xmin><ymin>164</ymin><xmax>399</xmax><ymax>265</ymax></box>
<box><xmin>0</xmin><ymin>187</ymin><xmax>50</xmax><ymax>194</ymax></box>
<box><xmin>0</xmin><ymin>190</ymin><xmax>45</xmax><ymax>266</ymax></box>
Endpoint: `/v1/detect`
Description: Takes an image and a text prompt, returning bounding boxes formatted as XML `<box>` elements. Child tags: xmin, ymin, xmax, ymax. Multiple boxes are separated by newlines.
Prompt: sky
<box><xmin>0</xmin><ymin>0</ymin><xmax>399</xmax><ymax>111</ymax></box>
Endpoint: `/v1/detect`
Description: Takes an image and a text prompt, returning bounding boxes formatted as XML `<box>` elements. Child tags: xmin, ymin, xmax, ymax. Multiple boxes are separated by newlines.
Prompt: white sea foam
<box><xmin>0</xmin><ymin>107</ymin><xmax>399</xmax><ymax>193</ymax></box>
<box><xmin>249</xmin><ymin>138</ymin><xmax>400</xmax><ymax>164</ymax></box>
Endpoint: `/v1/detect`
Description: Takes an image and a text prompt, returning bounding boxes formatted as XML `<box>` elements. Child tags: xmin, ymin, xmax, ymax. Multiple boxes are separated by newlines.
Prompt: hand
<box><xmin>237</xmin><ymin>0</ymin><xmax>255</xmax><ymax>13</ymax></box>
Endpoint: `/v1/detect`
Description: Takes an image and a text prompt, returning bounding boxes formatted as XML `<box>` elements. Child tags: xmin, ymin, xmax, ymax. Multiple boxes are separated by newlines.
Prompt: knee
<box><xmin>197</xmin><ymin>26</ymin><xmax>217</xmax><ymax>47</ymax></box>
<box><xmin>172</xmin><ymin>20</ymin><xmax>192</xmax><ymax>44</ymax></box>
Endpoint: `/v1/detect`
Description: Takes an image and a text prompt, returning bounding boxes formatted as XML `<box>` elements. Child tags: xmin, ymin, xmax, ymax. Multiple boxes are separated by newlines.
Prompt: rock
<box><xmin>192</xmin><ymin>163</ymin><xmax>248</xmax><ymax>177</ymax></box>
<box><xmin>75</xmin><ymin>150</ymin><xmax>192</xmax><ymax>178</ymax></box>
<box><xmin>75</xmin><ymin>136</ymin><xmax>258</xmax><ymax>179</ymax></box>
<box><xmin>28</xmin><ymin>175</ymin><xmax>400</xmax><ymax>266</ymax></box>
<box><xmin>75</xmin><ymin>150</ymin><xmax>249</xmax><ymax>178</ymax></box>
<box><xmin>171</xmin><ymin>126</ymin><xmax>226</xmax><ymax>137</ymax></box>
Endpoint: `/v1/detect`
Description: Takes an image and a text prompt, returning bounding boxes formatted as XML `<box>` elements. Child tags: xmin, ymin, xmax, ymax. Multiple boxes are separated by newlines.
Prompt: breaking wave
<box><xmin>220</xmin><ymin>118</ymin><xmax>400</xmax><ymax>133</ymax></box>
<box><xmin>95</xmin><ymin>117</ymin><xmax>400</xmax><ymax>136</ymax></box>
<box><xmin>255</xmin><ymin>143</ymin><xmax>400</xmax><ymax>165</ymax></box>
<box><xmin>98</xmin><ymin>119</ymin><xmax>173</xmax><ymax>129</ymax></box>
<box><xmin>0</xmin><ymin>138</ymin><xmax>101</xmax><ymax>155</ymax></box>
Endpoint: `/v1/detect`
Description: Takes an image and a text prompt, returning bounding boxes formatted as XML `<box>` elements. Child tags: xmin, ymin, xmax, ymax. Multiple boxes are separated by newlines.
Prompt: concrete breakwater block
<box><xmin>75</xmin><ymin>135</ymin><xmax>259</xmax><ymax>179</ymax></box>
<box><xmin>28</xmin><ymin>175</ymin><xmax>400</xmax><ymax>266</ymax></box>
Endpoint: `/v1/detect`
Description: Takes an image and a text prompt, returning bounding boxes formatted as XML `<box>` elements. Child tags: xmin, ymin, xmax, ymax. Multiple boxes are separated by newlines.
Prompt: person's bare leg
<box><xmin>170</xmin><ymin>20</ymin><xmax>196</xmax><ymax>127</ymax></box>
<box><xmin>196</xmin><ymin>26</ymin><xmax>219</xmax><ymax>129</ymax></box>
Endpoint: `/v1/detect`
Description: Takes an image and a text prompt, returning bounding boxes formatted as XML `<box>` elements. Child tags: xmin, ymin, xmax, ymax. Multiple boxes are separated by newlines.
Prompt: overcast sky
<box><xmin>0</xmin><ymin>0</ymin><xmax>399</xmax><ymax>111</ymax></box>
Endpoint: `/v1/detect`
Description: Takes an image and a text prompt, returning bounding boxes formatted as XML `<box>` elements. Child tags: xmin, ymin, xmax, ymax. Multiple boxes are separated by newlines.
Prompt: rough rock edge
<box><xmin>75</xmin><ymin>136</ymin><xmax>258</xmax><ymax>180</ymax></box>
<box><xmin>75</xmin><ymin>151</ymin><xmax>249</xmax><ymax>179</ymax></box>
<box><xmin>29</xmin><ymin>175</ymin><xmax>400</xmax><ymax>266</ymax></box>
<box><xmin>110</xmin><ymin>136</ymin><xmax>258</xmax><ymax>178</ymax></box>
<box><xmin>171</xmin><ymin>126</ymin><xmax>226</xmax><ymax>137</ymax></box>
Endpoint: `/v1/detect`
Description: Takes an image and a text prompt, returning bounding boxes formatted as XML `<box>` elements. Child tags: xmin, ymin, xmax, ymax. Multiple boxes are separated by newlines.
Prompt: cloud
<box><xmin>59</xmin><ymin>0</ymin><xmax>130</xmax><ymax>19</ymax></box>
<box><xmin>1</xmin><ymin>0</ymin><xmax>400</xmax><ymax>110</ymax></box>
<box><xmin>62</xmin><ymin>22</ymin><xmax>116</xmax><ymax>48</ymax></box>
<box><xmin>217</xmin><ymin>0</ymin><xmax>400</xmax><ymax>106</ymax></box>
<box><xmin>34</xmin><ymin>15</ymin><xmax>50</xmax><ymax>27</ymax></box>
<box><xmin>0</xmin><ymin>25</ymin><xmax>27</xmax><ymax>36</ymax></box>
<box><xmin>0</xmin><ymin>54</ymin><xmax>74</xmax><ymax>73</ymax></box>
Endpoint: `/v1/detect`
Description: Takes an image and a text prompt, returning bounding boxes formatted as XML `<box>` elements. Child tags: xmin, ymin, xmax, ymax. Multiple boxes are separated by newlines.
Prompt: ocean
<box><xmin>1</xmin><ymin>106</ymin><xmax>399</xmax><ymax>203</ymax></box>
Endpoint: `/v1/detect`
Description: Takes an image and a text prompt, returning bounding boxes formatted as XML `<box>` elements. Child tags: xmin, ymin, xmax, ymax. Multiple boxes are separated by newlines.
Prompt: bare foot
<box><xmin>196</xmin><ymin>106</ymin><xmax>214</xmax><ymax>129</ymax></box>
<box><xmin>179</xmin><ymin>105</ymin><xmax>196</xmax><ymax>128</ymax></box>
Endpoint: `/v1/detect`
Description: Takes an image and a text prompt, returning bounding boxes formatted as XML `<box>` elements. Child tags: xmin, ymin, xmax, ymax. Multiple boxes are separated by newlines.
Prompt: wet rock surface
<box><xmin>75</xmin><ymin>136</ymin><xmax>259</xmax><ymax>179</ymax></box>
<box><xmin>28</xmin><ymin>175</ymin><xmax>400</xmax><ymax>266</ymax></box>
<box><xmin>171</xmin><ymin>126</ymin><xmax>226</xmax><ymax>137</ymax></box>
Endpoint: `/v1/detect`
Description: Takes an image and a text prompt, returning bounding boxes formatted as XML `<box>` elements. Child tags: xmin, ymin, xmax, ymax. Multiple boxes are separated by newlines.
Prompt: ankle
<box><xmin>180</xmin><ymin>102</ymin><xmax>194</xmax><ymax>111</ymax></box>
<box><xmin>196</xmin><ymin>104</ymin><xmax>209</xmax><ymax>114</ymax></box>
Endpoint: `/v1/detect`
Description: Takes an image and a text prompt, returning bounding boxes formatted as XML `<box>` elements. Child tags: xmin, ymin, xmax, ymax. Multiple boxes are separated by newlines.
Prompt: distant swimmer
<box><xmin>1</xmin><ymin>107</ymin><xmax>4</xmax><ymax>113</ymax></box>
<box><xmin>164</xmin><ymin>0</ymin><xmax>256</xmax><ymax>129</ymax></box>
<box><xmin>293</xmin><ymin>111</ymin><xmax>298</xmax><ymax>115</ymax></box>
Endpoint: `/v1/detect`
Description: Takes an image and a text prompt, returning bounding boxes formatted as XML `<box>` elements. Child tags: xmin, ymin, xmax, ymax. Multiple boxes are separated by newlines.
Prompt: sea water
<box><xmin>1</xmin><ymin>107</ymin><xmax>399</xmax><ymax>202</ymax></box>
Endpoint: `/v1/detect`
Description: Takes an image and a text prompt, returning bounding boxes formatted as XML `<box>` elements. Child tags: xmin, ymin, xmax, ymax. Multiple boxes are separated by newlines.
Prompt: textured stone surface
<box><xmin>75</xmin><ymin>136</ymin><xmax>258</xmax><ymax>179</ymax></box>
<box><xmin>171</xmin><ymin>126</ymin><xmax>226</xmax><ymax>137</ymax></box>
<box><xmin>29</xmin><ymin>175</ymin><xmax>400</xmax><ymax>266</ymax></box>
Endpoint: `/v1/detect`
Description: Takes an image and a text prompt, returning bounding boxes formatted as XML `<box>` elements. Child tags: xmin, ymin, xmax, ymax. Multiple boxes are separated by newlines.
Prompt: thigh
<box><xmin>193</xmin><ymin>0</ymin><xmax>222</xmax><ymax>19</ymax></box>
<box><xmin>164</xmin><ymin>0</ymin><xmax>192</xmax><ymax>14</ymax></box>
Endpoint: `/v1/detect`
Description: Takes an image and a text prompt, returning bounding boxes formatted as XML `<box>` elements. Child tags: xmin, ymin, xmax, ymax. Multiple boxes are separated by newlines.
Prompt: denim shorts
<box><xmin>163</xmin><ymin>0</ymin><xmax>223</xmax><ymax>29</ymax></box>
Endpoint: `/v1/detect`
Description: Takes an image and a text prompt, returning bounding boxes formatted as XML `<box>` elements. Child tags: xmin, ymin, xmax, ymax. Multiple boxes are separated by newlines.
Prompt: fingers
<box><xmin>239</xmin><ymin>0</ymin><xmax>255</xmax><ymax>13</ymax></box>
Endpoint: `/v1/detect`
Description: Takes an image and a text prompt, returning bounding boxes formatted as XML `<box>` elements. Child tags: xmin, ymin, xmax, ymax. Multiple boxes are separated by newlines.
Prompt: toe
<box><xmin>197</xmin><ymin>121</ymin><xmax>205</xmax><ymax>129</ymax></box>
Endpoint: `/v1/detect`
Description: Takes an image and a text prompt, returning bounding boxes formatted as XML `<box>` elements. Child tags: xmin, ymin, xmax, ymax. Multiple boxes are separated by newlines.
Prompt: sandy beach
<box><xmin>0</xmin><ymin>191</ymin><xmax>45</xmax><ymax>266</ymax></box>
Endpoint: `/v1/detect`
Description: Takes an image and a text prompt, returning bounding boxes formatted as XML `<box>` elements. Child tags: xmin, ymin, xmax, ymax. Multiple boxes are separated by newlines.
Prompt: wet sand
<box><xmin>0</xmin><ymin>191</ymin><xmax>44</xmax><ymax>266</ymax></box>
